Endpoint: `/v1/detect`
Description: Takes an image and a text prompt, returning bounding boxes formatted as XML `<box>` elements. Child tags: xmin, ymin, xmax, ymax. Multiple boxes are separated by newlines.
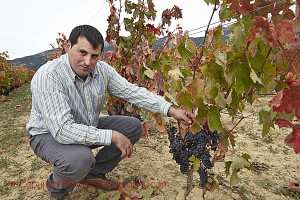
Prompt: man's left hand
<box><xmin>167</xmin><ymin>106</ymin><xmax>194</xmax><ymax>125</ymax></box>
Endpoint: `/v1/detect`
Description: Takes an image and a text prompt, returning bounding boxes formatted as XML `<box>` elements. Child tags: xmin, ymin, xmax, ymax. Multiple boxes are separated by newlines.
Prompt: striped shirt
<box><xmin>26</xmin><ymin>54</ymin><xmax>172</xmax><ymax>146</ymax></box>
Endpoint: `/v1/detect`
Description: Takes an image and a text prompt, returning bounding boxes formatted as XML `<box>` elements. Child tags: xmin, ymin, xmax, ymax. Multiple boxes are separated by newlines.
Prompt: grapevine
<box><xmin>102</xmin><ymin>0</ymin><xmax>300</xmax><ymax>196</ymax></box>
<box><xmin>0</xmin><ymin>51</ymin><xmax>35</xmax><ymax>99</ymax></box>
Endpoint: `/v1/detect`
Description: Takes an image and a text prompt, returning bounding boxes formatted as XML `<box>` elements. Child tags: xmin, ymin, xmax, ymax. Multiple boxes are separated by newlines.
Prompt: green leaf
<box><xmin>207</xmin><ymin>106</ymin><xmax>222</xmax><ymax>132</ymax></box>
<box><xmin>144</xmin><ymin>68</ymin><xmax>154</xmax><ymax>79</ymax></box>
<box><xmin>177</xmin><ymin>38</ymin><xmax>195</xmax><ymax>60</ymax></box>
<box><xmin>201</xmin><ymin>64</ymin><xmax>209</xmax><ymax>76</ymax></box>
<box><xmin>247</xmin><ymin>49</ymin><xmax>264</xmax><ymax>72</ymax></box>
<box><xmin>190</xmin><ymin>123</ymin><xmax>202</xmax><ymax>134</ymax></box>
<box><xmin>177</xmin><ymin>92</ymin><xmax>193</xmax><ymax>109</ymax></box>
<box><xmin>262</xmin><ymin>125</ymin><xmax>271</xmax><ymax>137</ymax></box>
<box><xmin>241</xmin><ymin>17</ymin><xmax>255</xmax><ymax>32</ymax></box>
<box><xmin>186</xmin><ymin>40</ymin><xmax>196</xmax><ymax>57</ymax></box>
<box><xmin>215</xmin><ymin>93</ymin><xmax>227</xmax><ymax>108</ymax></box>
<box><xmin>151</xmin><ymin>60</ymin><xmax>160</xmax><ymax>69</ymax></box>
<box><xmin>231</xmin><ymin>157</ymin><xmax>250</xmax><ymax>169</ymax></box>
<box><xmin>195</xmin><ymin>106</ymin><xmax>207</xmax><ymax>124</ymax></box>
<box><xmin>138</xmin><ymin>188</ymin><xmax>154</xmax><ymax>198</ymax></box>
<box><xmin>230</xmin><ymin>169</ymin><xmax>240</xmax><ymax>185</ymax></box>
<box><xmin>165</xmin><ymin>92</ymin><xmax>178</xmax><ymax>106</ymax></box>
<box><xmin>225</xmin><ymin>161</ymin><xmax>232</xmax><ymax>177</ymax></box>
<box><xmin>97</xmin><ymin>193</ymin><xmax>109</xmax><ymax>200</ymax></box>
<box><xmin>189</xmin><ymin>155</ymin><xmax>201</xmax><ymax>171</ymax></box>
<box><xmin>213</xmin><ymin>26</ymin><xmax>224</xmax><ymax>41</ymax></box>
<box><xmin>228</xmin><ymin>132</ymin><xmax>236</xmax><ymax>147</ymax></box>
<box><xmin>241</xmin><ymin>153</ymin><xmax>253</xmax><ymax>170</ymax></box>
<box><xmin>241</xmin><ymin>153</ymin><xmax>251</xmax><ymax>161</ymax></box>
<box><xmin>235</xmin><ymin>78</ymin><xmax>245</xmax><ymax>94</ymax></box>
<box><xmin>214</xmin><ymin>49</ymin><xmax>227</xmax><ymax>68</ymax></box>
<box><xmin>161</xmin><ymin>52</ymin><xmax>170</xmax><ymax>64</ymax></box>
<box><xmin>210</xmin><ymin>85</ymin><xmax>218</xmax><ymax>99</ymax></box>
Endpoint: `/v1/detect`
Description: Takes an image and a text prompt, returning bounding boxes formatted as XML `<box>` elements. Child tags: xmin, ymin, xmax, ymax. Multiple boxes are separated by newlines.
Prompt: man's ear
<box><xmin>65</xmin><ymin>40</ymin><xmax>71</xmax><ymax>53</ymax></box>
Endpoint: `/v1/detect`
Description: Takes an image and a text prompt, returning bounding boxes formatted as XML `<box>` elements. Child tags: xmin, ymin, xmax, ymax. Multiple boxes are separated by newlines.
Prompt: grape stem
<box><xmin>185</xmin><ymin>165</ymin><xmax>194</xmax><ymax>199</ymax></box>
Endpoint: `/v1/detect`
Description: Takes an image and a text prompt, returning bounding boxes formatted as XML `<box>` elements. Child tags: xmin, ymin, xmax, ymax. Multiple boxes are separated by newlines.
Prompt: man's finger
<box><xmin>121</xmin><ymin>149</ymin><xmax>126</xmax><ymax>159</ymax></box>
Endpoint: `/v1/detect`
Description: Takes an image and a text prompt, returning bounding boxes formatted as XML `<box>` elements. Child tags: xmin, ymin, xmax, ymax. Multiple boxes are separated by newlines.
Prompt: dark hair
<box><xmin>69</xmin><ymin>25</ymin><xmax>104</xmax><ymax>51</ymax></box>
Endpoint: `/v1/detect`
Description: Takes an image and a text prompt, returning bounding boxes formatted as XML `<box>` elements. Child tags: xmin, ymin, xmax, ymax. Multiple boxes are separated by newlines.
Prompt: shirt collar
<box><xmin>62</xmin><ymin>54</ymin><xmax>76</xmax><ymax>83</ymax></box>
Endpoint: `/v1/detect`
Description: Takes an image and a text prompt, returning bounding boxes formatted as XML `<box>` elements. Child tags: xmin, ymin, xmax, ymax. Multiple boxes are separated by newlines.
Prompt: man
<box><xmin>26</xmin><ymin>25</ymin><xmax>193</xmax><ymax>200</ymax></box>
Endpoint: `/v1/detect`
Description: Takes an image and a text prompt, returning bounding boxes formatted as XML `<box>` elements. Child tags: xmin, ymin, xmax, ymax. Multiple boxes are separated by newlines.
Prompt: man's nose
<box><xmin>84</xmin><ymin>55</ymin><xmax>91</xmax><ymax>66</ymax></box>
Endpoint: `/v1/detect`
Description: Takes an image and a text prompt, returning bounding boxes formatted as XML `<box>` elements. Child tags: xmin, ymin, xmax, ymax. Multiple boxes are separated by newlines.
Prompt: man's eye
<box><xmin>80</xmin><ymin>51</ymin><xmax>86</xmax><ymax>55</ymax></box>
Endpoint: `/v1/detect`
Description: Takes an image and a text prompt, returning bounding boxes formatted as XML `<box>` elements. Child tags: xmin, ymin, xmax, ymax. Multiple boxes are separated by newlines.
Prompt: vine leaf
<box><xmin>208</xmin><ymin>106</ymin><xmax>222</xmax><ymax>132</ymax></box>
<box><xmin>250</xmin><ymin>67</ymin><xmax>263</xmax><ymax>84</ymax></box>
<box><xmin>230</xmin><ymin>169</ymin><xmax>240</xmax><ymax>185</ymax></box>
<box><xmin>285</xmin><ymin>128</ymin><xmax>300</xmax><ymax>154</ymax></box>
<box><xmin>168</xmin><ymin>68</ymin><xmax>183</xmax><ymax>81</ymax></box>
<box><xmin>275</xmin><ymin>118</ymin><xmax>300</xmax><ymax>154</ymax></box>
<box><xmin>275</xmin><ymin>21</ymin><xmax>295</xmax><ymax>44</ymax></box>
<box><xmin>142</xmin><ymin>122</ymin><xmax>151</xmax><ymax>137</ymax></box>
<box><xmin>212</xmin><ymin>146</ymin><xmax>227</xmax><ymax>165</ymax></box>
<box><xmin>231</xmin><ymin>156</ymin><xmax>251</xmax><ymax>169</ymax></box>
<box><xmin>189</xmin><ymin>155</ymin><xmax>201</xmax><ymax>171</ymax></box>
<box><xmin>270</xmin><ymin>73</ymin><xmax>300</xmax><ymax>120</ymax></box>
<box><xmin>177</xmin><ymin>91</ymin><xmax>193</xmax><ymax>109</ymax></box>
<box><xmin>144</xmin><ymin>68</ymin><xmax>154</xmax><ymax>79</ymax></box>
<box><xmin>137</xmin><ymin>188</ymin><xmax>154</xmax><ymax>198</ymax></box>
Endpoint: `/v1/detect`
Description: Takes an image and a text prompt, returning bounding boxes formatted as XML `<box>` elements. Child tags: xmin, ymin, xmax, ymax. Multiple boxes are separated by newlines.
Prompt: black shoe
<box><xmin>55</xmin><ymin>194</ymin><xmax>71</xmax><ymax>200</ymax></box>
<box><xmin>80</xmin><ymin>174</ymin><xmax>119</xmax><ymax>191</ymax></box>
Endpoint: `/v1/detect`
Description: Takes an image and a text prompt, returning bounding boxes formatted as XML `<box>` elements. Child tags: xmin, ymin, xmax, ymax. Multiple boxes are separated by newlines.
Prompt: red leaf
<box><xmin>240</xmin><ymin>0</ymin><xmax>255</xmax><ymax>16</ymax></box>
<box><xmin>253</xmin><ymin>16</ymin><xmax>268</xmax><ymax>28</ymax></box>
<box><xmin>289</xmin><ymin>79</ymin><xmax>300</xmax><ymax>120</ymax></box>
<box><xmin>285</xmin><ymin>126</ymin><xmax>300</xmax><ymax>154</ymax></box>
<box><xmin>269</xmin><ymin>88</ymin><xmax>293</xmax><ymax>114</ymax></box>
<box><xmin>246</xmin><ymin>33</ymin><xmax>255</xmax><ymax>43</ymax></box>
<box><xmin>275</xmin><ymin>21</ymin><xmax>295</xmax><ymax>44</ymax></box>
<box><xmin>142</xmin><ymin>122</ymin><xmax>151</xmax><ymax>137</ymax></box>
<box><xmin>227</xmin><ymin>0</ymin><xmax>240</xmax><ymax>14</ymax></box>
<box><xmin>275</xmin><ymin>118</ymin><xmax>293</xmax><ymax>128</ymax></box>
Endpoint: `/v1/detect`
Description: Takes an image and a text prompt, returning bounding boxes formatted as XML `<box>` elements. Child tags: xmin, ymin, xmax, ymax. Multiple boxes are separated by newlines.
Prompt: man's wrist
<box><xmin>167</xmin><ymin>106</ymin><xmax>175</xmax><ymax>117</ymax></box>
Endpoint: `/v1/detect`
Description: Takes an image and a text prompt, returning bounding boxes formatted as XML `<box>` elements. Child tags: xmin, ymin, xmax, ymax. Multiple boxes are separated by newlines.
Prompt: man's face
<box><xmin>67</xmin><ymin>36</ymin><xmax>102</xmax><ymax>80</ymax></box>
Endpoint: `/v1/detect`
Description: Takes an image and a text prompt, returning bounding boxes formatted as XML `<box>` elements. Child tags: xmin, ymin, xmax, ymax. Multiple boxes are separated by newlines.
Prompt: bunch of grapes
<box><xmin>167</xmin><ymin>126</ymin><xmax>220</xmax><ymax>186</ymax></box>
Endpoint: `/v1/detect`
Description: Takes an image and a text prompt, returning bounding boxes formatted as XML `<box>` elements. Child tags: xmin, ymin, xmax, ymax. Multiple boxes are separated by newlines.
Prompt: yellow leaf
<box><xmin>168</xmin><ymin>68</ymin><xmax>183</xmax><ymax>81</ymax></box>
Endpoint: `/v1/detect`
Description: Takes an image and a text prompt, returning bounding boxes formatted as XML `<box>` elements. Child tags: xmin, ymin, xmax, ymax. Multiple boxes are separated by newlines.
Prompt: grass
<box><xmin>275</xmin><ymin>187</ymin><xmax>300</xmax><ymax>199</ymax></box>
<box><xmin>245</xmin><ymin>132</ymin><xmax>260</xmax><ymax>140</ymax></box>
<box><xmin>0</xmin><ymin>83</ymin><xmax>32</xmax><ymax>154</ymax></box>
<box><xmin>268</xmin><ymin>145</ymin><xmax>279</xmax><ymax>154</ymax></box>
<box><xmin>0</xmin><ymin>156</ymin><xmax>9</xmax><ymax>169</ymax></box>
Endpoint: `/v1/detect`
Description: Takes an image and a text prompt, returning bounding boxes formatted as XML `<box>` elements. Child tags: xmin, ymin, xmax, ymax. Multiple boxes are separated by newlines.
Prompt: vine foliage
<box><xmin>103</xmin><ymin>0</ymin><xmax>300</xmax><ymax>189</ymax></box>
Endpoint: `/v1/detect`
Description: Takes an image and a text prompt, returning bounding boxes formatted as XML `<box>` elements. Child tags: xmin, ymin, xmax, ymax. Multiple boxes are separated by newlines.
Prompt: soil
<box><xmin>0</xmin><ymin>95</ymin><xmax>299</xmax><ymax>200</ymax></box>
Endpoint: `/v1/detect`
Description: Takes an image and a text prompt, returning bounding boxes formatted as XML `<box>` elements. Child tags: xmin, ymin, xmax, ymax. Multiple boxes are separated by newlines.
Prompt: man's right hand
<box><xmin>111</xmin><ymin>130</ymin><xmax>133</xmax><ymax>159</ymax></box>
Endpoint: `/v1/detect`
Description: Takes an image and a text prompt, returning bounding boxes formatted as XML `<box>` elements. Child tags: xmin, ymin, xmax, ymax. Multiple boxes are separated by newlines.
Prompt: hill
<box><xmin>9</xmin><ymin>42</ymin><xmax>115</xmax><ymax>72</ymax></box>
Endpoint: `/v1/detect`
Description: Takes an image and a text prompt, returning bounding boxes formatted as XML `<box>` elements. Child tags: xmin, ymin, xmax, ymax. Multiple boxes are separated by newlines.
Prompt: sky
<box><xmin>0</xmin><ymin>0</ymin><xmax>219</xmax><ymax>60</ymax></box>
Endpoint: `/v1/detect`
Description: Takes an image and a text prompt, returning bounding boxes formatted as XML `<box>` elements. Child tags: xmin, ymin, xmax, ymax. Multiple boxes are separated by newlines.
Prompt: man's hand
<box><xmin>167</xmin><ymin>106</ymin><xmax>194</xmax><ymax>125</ymax></box>
<box><xmin>111</xmin><ymin>130</ymin><xmax>133</xmax><ymax>159</ymax></box>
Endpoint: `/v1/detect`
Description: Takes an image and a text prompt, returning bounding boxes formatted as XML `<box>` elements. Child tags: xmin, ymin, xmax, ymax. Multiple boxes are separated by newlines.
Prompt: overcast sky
<box><xmin>0</xmin><ymin>0</ymin><xmax>219</xmax><ymax>60</ymax></box>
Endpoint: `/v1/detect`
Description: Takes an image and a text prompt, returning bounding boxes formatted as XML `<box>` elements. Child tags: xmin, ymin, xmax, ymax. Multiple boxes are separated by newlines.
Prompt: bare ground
<box><xmin>0</xmin><ymin>85</ymin><xmax>299</xmax><ymax>200</ymax></box>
